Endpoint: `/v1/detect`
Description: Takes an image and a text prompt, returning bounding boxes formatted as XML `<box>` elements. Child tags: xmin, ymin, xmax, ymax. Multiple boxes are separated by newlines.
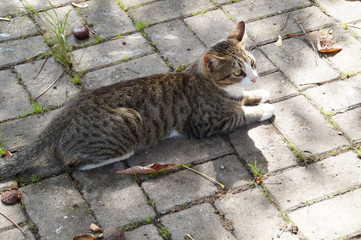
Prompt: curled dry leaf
<box><xmin>310</xmin><ymin>27</ymin><xmax>342</xmax><ymax>54</ymax></box>
<box><xmin>72</xmin><ymin>233</ymin><xmax>96</xmax><ymax>240</ymax></box>
<box><xmin>103</xmin><ymin>227</ymin><xmax>125</xmax><ymax>240</ymax></box>
<box><xmin>274</xmin><ymin>35</ymin><xmax>283</xmax><ymax>47</ymax></box>
<box><xmin>116</xmin><ymin>162</ymin><xmax>181</xmax><ymax>175</ymax></box>
<box><xmin>89</xmin><ymin>223</ymin><xmax>103</xmax><ymax>233</ymax></box>
<box><xmin>1</xmin><ymin>190</ymin><xmax>22</xmax><ymax>204</ymax></box>
<box><xmin>4</xmin><ymin>151</ymin><xmax>12</xmax><ymax>158</ymax></box>
<box><xmin>71</xmin><ymin>2</ymin><xmax>89</xmax><ymax>8</ymax></box>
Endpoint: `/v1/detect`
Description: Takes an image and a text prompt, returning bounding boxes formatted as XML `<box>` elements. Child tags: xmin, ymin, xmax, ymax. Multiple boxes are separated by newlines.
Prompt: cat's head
<box><xmin>196</xmin><ymin>21</ymin><xmax>258</xmax><ymax>99</ymax></box>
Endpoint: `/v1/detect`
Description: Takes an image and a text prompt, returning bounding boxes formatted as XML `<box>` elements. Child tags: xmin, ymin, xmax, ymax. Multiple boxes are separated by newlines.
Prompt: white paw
<box><xmin>259</xmin><ymin>103</ymin><xmax>275</xmax><ymax>121</ymax></box>
<box><xmin>257</xmin><ymin>89</ymin><xmax>270</xmax><ymax>103</ymax></box>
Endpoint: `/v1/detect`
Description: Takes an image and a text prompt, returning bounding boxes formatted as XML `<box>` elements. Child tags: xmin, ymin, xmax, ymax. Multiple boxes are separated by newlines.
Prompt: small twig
<box><xmin>182</xmin><ymin>165</ymin><xmax>225</xmax><ymax>189</ymax></box>
<box><xmin>299</xmin><ymin>13</ymin><xmax>313</xmax><ymax>23</ymax></box>
<box><xmin>125</xmin><ymin>68</ymin><xmax>140</xmax><ymax>74</ymax></box>
<box><xmin>0</xmin><ymin>17</ymin><xmax>11</xmax><ymax>22</ymax></box>
<box><xmin>0</xmin><ymin>210</ymin><xmax>27</xmax><ymax>235</ymax></box>
<box><xmin>33</xmin><ymin>55</ymin><xmax>49</xmax><ymax>79</ymax></box>
<box><xmin>286</xmin><ymin>32</ymin><xmax>305</xmax><ymax>37</ymax></box>
<box><xmin>79</xmin><ymin>18</ymin><xmax>96</xmax><ymax>35</ymax></box>
<box><xmin>34</xmin><ymin>69</ymin><xmax>65</xmax><ymax>100</ymax></box>
<box><xmin>349</xmin><ymin>25</ymin><xmax>361</xmax><ymax>30</ymax></box>
<box><xmin>251</xmin><ymin>1</ymin><xmax>259</xmax><ymax>6</ymax></box>
<box><xmin>186</xmin><ymin>234</ymin><xmax>195</xmax><ymax>240</ymax></box>
<box><xmin>294</xmin><ymin>17</ymin><xmax>316</xmax><ymax>52</ymax></box>
<box><xmin>280</xmin><ymin>13</ymin><xmax>290</xmax><ymax>31</ymax></box>
<box><xmin>299</xmin><ymin>80</ymin><xmax>332</xmax><ymax>86</ymax></box>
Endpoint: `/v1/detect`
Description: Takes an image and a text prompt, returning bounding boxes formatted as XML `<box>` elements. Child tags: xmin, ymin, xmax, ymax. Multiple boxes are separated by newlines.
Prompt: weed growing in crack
<box><xmin>248</xmin><ymin>158</ymin><xmax>264</xmax><ymax>177</ymax></box>
<box><xmin>158</xmin><ymin>226</ymin><xmax>171</xmax><ymax>239</ymax></box>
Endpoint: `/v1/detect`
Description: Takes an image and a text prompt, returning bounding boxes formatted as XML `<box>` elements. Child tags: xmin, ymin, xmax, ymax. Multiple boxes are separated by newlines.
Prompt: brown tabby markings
<box><xmin>0</xmin><ymin>21</ymin><xmax>274</xmax><ymax>178</ymax></box>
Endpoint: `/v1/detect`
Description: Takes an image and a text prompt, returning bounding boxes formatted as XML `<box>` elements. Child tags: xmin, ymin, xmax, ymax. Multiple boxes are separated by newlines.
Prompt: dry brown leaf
<box><xmin>256</xmin><ymin>175</ymin><xmax>263</xmax><ymax>184</ymax></box>
<box><xmin>89</xmin><ymin>223</ymin><xmax>103</xmax><ymax>233</ymax></box>
<box><xmin>286</xmin><ymin>32</ymin><xmax>305</xmax><ymax>37</ymax></box>
<box><xmin>72</xmin><ymin>233</ymin><xmax>96</xmax><ymax>240</ymax></box>
<box><xmin>4</xmin><ymin>151</ymin><xmax>12</xmax><ymax>157</ymax></box>
<box><xmin>311</xmin><ymin>27</ymin><xmax>342</xmax><ymax>54</ymax></box>
<box><xmin>71</xmin><ymin>2</ymin><xmax>89</xmax><ymax>8</ymax></box>
<box><xmin>116</xmin><ymin>162</ymin><xmax>181</xmax><ymax>175</ymax></box>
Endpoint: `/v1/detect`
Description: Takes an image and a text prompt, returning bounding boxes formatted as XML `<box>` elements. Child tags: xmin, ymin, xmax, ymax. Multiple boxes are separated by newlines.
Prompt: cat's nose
<box><xmin>251</xmin><ymin>76</ymin><xmax>258</xmax><ymax>83</ymax></box>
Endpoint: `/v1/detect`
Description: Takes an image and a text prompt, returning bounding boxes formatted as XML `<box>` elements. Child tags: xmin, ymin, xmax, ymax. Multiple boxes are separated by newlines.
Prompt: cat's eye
<box><xmin>233</xmin><ymin>68</ymin><xmax>243</xmax><ymax>76</ymax></box>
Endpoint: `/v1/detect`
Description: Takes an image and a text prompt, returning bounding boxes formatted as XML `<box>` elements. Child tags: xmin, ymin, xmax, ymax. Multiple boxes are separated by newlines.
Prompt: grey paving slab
<box><xmin>0</xmin><ymin>36</ymin><xmax>48</xmax><ymax>68</ymax></box>
<box><xmin>0</xmin><ymin>110</ymin><xmax>59</xmax><ymax>151</ymax></box>
<box><xmin>128</xmin><ymin>136</ymin><xmax>233</xmax><ymax>167</ymax></box>
<box><xmin>142</xmin><ymin>168</ymin><xmax>218</xmax><ymax>214</ymax></box>
<box><xmin>289</xmin><ymin>188</ymin><xmax>361</xmax><ymax>240</ymax></box>
<box><xmin>124</xmin><ymin>225</ymin><xmax>162</xmax><ymax>240</ymax></box>
<box><xmin>144</xmin><ymin>20</ymin><xmax>206</xmax><ymax>68</ymax></box>
<box><xmin>22</xmin><ymin>0</ymin><xmax>75</xmax><ymax>10</ymax></box>
<box><xmin>0</xmin><ymin>1</ymin><xmax>24</xmax><ymax>17</ymax></box>
<box><xmin>230</xmin><ymin>122</ymin><xmax>298</xmax><ymax>173</ymax></box>
<box><xmin>247</xmin><ymin>6</ymin><xmax>335</xmax><ymax>45</ymax></box>
<box><xmin>128</xmin><ymin>0</ymin><xmax>214</xmax><ymax>24</ymax></box>
<box><xmin>0</xmin><ymin>200</ymin><xmax>27</xmax><ymax>231</ymax></box>
<box><xmin>250</xmin><ymin>49</ymin><xmax>278</xmax><ymax>75</ymax></box>
<box><xmin>184</xmin><ymin>9</ymin><xmax>234</xmax><ymax>48</ymax></box>
<box><xmin>315</xmin><ymin>0</ymin><xmax>361</xmax><ymax>23</ymax></box>
<box><xmin>348</xmin><ymin>21</ymin><xmax>361</xmax><ymax>38</ymax></box>
<box><xmin>72</xmin><ymin>32</ymin><xmax>153</xmax><ymax>71</ymax></box>
<box><xmin>79</xmin><ymin>0</ymin><xmax>137</xmax><ymax>39</ymax></box>
<box><xmin>223</xmin><ymin>0</ymin><xmax>312</xmax><ymax>23</ymax></box>
<box><xmin>248</xmin><ymin>71</ymin><xmax>298</xmax><ymax>102</ymax></box>
<box><xmin>273</xmin><ymin>95</ymin><xmax>349</xmax><ymax>156</ymax></box>
<box><xmin>261</xmin><ymin>38</ymin><xmax>339</xmax><ymax>89</ymax></box>
<box><xmin>72</xmin><ymin>162</ymin><xmax>156</xmax><ymax>227</ymax></box>
<box><xmin>0</xmin><ymin>17</ymin><xmax>38</xmax><ymax>43</ymax></box>
<box><xmin>121</xmin><ymin>0</ymin><xmax>157</xmax><ymax>8</ymax></box>
<box><xmin>0</xmin><ymin>179</ymin><xmax>15</xmax><ymax>190</ymax></box>
<box><xmin>15</xmin><ymin>57</ymin><xmax>79</xmax><ymax>108</ymax></box>
<box><xmin>20</xmin><ymin>174</ymin><xmax>94</xmax><ymax>240</ymax></box>
<box><xmin>162</xmin><ymin>203</ymin><xmax>236</xmax><ymax>240</ymax></box>
<box><xmin>0</xmin><ymin>226</ymin><xmax>35</xmax><ymax>240</ymax></box>
<box><xmin>318</xmin><ymin>25</ymin><xmax>361</xmax><ymax>74</ymax></box>
<box><xmin>333</xmin><ymin>107</ymin><xmax>361</xmax><ymax>143</ymax></box>
<box><xmin>0</xmin><ymin>70</ymin><xmax>31</xmax><ymax>122</ymax></box>
<box><xmin>215</xmin><ymin>187</ymin><xmax>298</xmax><ymax>240</ymax></box>
<box><xmin>82</xmin><ymin>53</ymin><xmax>170</xmax><ymax>90</ymax></box>
<box><xmin>265</xmin><ymin>151</ymin><xmax>361</xmax><ymax>210</ymax></box>
<box><xmin>305</xmin><ymin>76</ymin><xmax>361</xmax><ymax>113</ymax></box>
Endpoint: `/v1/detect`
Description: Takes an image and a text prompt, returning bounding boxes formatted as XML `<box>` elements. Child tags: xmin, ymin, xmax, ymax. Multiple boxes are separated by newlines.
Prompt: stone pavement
<box><xmin>1</xmin><ymin>0</ymin><xmax>361</xmax><ymax>239</ymax></box>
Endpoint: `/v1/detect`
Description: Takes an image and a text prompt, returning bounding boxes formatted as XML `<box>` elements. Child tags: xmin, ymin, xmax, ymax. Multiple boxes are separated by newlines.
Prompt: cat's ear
<box><xmin>203</xmin><ymin>54</ymin><xmax>225</xmax><ymax>72</ymax></box>
<box><xmin>228</xmin><ymin>21</ymin><xmax>245</xmax><ymax>42</ymax></box>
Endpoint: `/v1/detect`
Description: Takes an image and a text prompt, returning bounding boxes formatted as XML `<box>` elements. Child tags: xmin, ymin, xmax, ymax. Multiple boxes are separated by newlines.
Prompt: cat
<box><xmin>0</xmin><ymin>21</ymin><xmax>274</xmax><ymax>180</ymax></box>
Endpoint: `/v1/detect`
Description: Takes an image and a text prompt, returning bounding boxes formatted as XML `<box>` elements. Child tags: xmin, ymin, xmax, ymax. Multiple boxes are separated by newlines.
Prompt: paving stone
<box><xmin>162</xmin><ymin>203</ymin><xmax>236</xmax><ymax>240</ymax></box>
<box><xmin>79</xmin><ymin>0</ymin><xmax>137</xmax><ymax>39</ymax></box>
<box><xmin>247</xmin><ymin>6</ymin><xmax>335</xmax><ymax>45</ymax></box>
<box><xmin>273</xmin><ymin>95</ymin><xmax>349</xmax><ymax>156</ymax></box>
<box><xmin>82</xmin><ymin>53</ymin><xmax>169</xmax><ymax>90</ymax></box>
<box><xmin>305</xmin><ymin>76</ymin><xmax>361</xmax><ymax>113</ymax></box>
<box><xmin>128</xmin><ymin>136</ymin><xmax>233</xmax><ymax>167</ymax></box>
<box><xmin>0</xmin><ymin>17</ymin><xmax>38</xmax><ymax>43</ymax></box>
<box><xmin>0</xmin><ymin>36</ymin><xmax>48</xmax><ymax>68</ymax></box>
<box><xmin>15</xmin><ymin>58</ymin><xmax>79</xmax><ymax>108</ymax></box>
<box><xmin>22</xmin><ymin>0</ymin><xmax>75</xmax><ymax>10</ymax></box>
<box><xmin>223</xmin><ymin>0</ymin><xmax>312</xmax><ymax>23</ymax></box>
<box><xmin>72</xmin><ymin>32</ymin><xmax>153</xmax><ymax>71</ymax></box>
<box><xmin>333</xmin><ymin>107</ymin><xmax>361</xmax><ymax>142</ymax></box>
<box><xmin>248</xmin><ymin>71</ymin><xmax>298</xmax><ymax>102</ymax></box>
<box><xmin>0</xmin><ymin>179</ymin><xmax>15</xmax><ymax>190</ymax></box>
<box><xmin>266</xmin><ymin>151</ymin><xmax>361</xmax><ymax>210</ymax></box>
<box><xmin>20</xmin><ymin>174</ymin><xmax>94</xmax><ymax>239</ymax></box>
<box><xmin>0</xmin><ymin>200</ymin><xmax>27</xmax><ymax>231</ymax></box>
<box><xmin>289</xmin><ymin>188</ymin><xmax>361</xmax><ymax>240</ymax></box>
<box><xmin>0</xmin><ymin>226</ymin><xmax>35</xmax><ymax>240</ymax></box>
<box><xmin>348</xmin><ymin>21</ymin><xmax>361</xmax><ymax>38</ymax></box>
<box><xmin>121</xmin><ymin>0</ymin><xmax>157</xmax><ymax>8</ymax></box>
<box><xmin>230</xmin><ymin>122</ymin><xmax>298</xmax><ymax>173</ymax></box>
<box><xmin>144</xmin><ymin>20</ymin><xmax>206</xmax><ymax>68</ymax></box>
<box><xmin>0</xmin><ymin>110</ymin><xmax>59</xmax><ymax>151</ymax></box>
<box><xmin>0</xmin><ymin>70</ymin><xmax>31</xmax><ymax>122</ymax></box>
<box><xmin>128</xmin><ymin>0</ymin><xmax>213</xmax><ymax>24</ymax></box>
<box><xmin>184</xmin><ymin>9</ymin><xmax>234</xmax><ymax>48</ymax></box>
<box><xmin>318</xmin><ymin>25</ymin><xmax>361</xmax><ymax>74</ymax></box>
<box><xmin>0</xmin><ymin>1</ymin><xmax>24</xmax><ymax>17</ymax></box>
<box><xmin>315</xmin><ymin>0</ymin><xmax>361</xmax><ymax>23</ymax></box>
<box><xmin>261</xmin><ymin>38</ymin><xmax>339</xmax><ymax>89</ymax></box>
<box><xmin>250</xmin><ymin>49</ymin><xmax>278</xmax><ymax>75</ymax></box>
<box><xmin>72</xmin><ymin>162</ymin><xmax>156</xmax><ymax>227</ymax></box>
<box><xmin>194</xmin><ymin>155</ymin><xmax>252</xmax><ymax>189</ymax></box>
<box><xmin>142</xmin><ymin>168</ymin><xmax>218</xmax><ymax>214</ymax></box>
<box><xmin>215</xmin><ymin>187</ymin><xmax>298</xmax><ymax>240</ymax></box>
<box><xmin>124</xmin><ymin>225</ymin><xmax>162</xmax><ymax>240</ymax></box>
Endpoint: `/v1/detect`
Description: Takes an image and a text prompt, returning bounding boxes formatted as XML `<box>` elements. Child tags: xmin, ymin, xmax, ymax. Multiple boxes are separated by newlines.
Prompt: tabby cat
<box><xmin>0</xmin><ymin>21</ymin><xmax>274</xmax><ymax>179</ymax></box>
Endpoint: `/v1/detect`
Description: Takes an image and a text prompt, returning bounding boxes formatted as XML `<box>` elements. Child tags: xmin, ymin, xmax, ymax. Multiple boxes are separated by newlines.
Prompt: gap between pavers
<box><xmin>0</xmin><ymin>226</ymin><xmax>35</xmax><ymax>240</ymax></box>
<box><xmin>333</xmin><ymin>107</ymin><xmax>361</xmax><ymax>143</ymax></box>
<box><xmin>124</xmin><ymin>224</ymin><xmax>163</xmax><ymax>240</ymax></box>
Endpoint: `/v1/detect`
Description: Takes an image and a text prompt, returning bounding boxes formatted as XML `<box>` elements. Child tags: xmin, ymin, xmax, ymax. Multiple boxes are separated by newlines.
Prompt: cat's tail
<box><xmin>0</xmin><ymin>137</ymin><xmax>52</xmax><ymax>180</ymax></box>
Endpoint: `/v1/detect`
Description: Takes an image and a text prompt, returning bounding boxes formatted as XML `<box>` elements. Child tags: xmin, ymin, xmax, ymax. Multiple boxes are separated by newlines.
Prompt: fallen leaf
<box><xmin>1</xmin><ymin>190</ymin><xmax>22</xmax><ymax>204</ymax></box>
<box><xmin>312</xmin><ymin>27</ymin><xmax>342</xmax><ymax>54</ymax></box>
<box><xmin>71</xmin><ymin>2</ymin><xmax>89</xmax><ymax>8</ymax></box>
<box><xmin>5</xmin><ymin>151</ymin><xmax>12</xmax><ymax>157</ymax></box>
<box><xmin>286</xmin><ymin>32</ymin><xmax>305</xmax><ymax>37</ymax></box>
<box><xmin>116</xmin><ymin>162</ymin><xmax>181</xmax><ymax>175</ymax></box>
<box><xmin>256</xmin><ymin>175</ymin><xmax>263</xmax><ymax>184</ymax></box>
<box><xmin>89</xmin><ymin>223</ymin><xmax>103</xmax><ymax>233</ymax></box>
<box><xmin>72</xmin><ymin>233</ymin><xmax>96</xmax><ymax>240</ymax></box>
<box><xmin>274</xmin><ymin>35</ymin><xmax>283</xmax><ymax>47</ymax></box>
<box><xmin>6</xmin><ymin>186</ymin><xmax>19</xmax><ymax>191</ymax></box>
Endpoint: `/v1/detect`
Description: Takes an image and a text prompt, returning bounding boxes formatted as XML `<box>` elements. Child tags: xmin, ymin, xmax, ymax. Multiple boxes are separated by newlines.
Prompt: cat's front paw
<box><xmin>259</xmin><ymin>103</ymin><xmax>275</xmax><ymax>121</ymax></box>
<box><xmin>257</xmin><ymin>89</ymin><xmax>270</xmax><ymax>103</ymax></box>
